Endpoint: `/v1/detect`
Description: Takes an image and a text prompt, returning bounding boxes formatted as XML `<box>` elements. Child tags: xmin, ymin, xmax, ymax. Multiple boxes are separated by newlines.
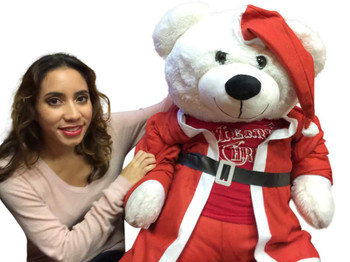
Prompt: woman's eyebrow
<box><xmin>43</xmin><ymin>90</ymin><xmax>89</xmax><ymax>98</ymax></box>
<box><xmin>43</xmin><ymin>91</ymin><xmax>64</xmax><ymax>98</ymax></box>
<box><xmin>75</xmin><ymin>90</ymin><xmax>90</xmax><ymax>96</ymax></box>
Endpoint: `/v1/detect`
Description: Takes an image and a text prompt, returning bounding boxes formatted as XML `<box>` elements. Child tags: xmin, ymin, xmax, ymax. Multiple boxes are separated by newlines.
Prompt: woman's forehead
<box><xmin>40</xmin><ymin>68</ymin><xmax>88</xmax><ymax>94</ymax></box>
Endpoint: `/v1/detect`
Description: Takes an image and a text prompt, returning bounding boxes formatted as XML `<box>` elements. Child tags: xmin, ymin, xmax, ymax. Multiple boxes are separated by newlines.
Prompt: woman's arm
<box><xmin>0</xmin><ymin>152</ymin><xmax>155</xmax><ymax>262</ymax></box>
<box><xmin>109</xmin><ymin>96</ymin><xmax>173</xmax><ymax>153</ymax></box>
<box><xmin>0</xmin><ymin>175</ymin><xmax>128</xmax><ymax>262</ymax></box>
<box><xmin>141</xmin><ymin>95</ymin><xmax>173</xmax><ymax>116</ymax></box>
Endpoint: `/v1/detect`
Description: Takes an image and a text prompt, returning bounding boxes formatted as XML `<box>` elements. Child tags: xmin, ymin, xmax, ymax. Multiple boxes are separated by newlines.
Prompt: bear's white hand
<box><xmin>291</xmin><ymin>175</ymin><xmax>334</xmax><ymax>229</ymax></box>
<box><xmin>125</xmin><ymin>180</ymin><xmax>165</xmax><ymax>229</ymax></box>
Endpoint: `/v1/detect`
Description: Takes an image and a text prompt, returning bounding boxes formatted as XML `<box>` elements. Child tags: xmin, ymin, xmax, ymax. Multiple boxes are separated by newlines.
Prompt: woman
<box><xmin>0</xmin><ymin>53</ymin><xmax>170</xmax><ymax>261</ymax></box>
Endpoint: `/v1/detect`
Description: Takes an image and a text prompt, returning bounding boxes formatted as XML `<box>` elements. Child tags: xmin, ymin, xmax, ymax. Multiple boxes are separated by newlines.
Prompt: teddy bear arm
<box><xmin>291</xmin><ymin>174</ymin><xmax>334</xmax><ymax>229</ymax></box>
<box><xmin>124</xmin><ymin>137</ymin><xmax>181</xmax><ymax>205</ymax></box>
<box><xmin>125</xmin><ymin>179</ymin><xmax>165</xmax><ymax>229</ymax></box>
<box><xmin>290</xmin><ymin>114</ymin><xmax>332</xmax><ymax>182</ymax></box>
<box><xmin>289</xmin><ymin>118</ymin><xmax>334</xmax><ymax>228</ymax></box>
<box><xmin>124</xmin><ymin>115</ymin><xmax>182</xmax><ymax>228</ymax></box>
<box><xmin>124</xmin><ymin>150</ymin><xmax>180</xmax><ymax>228</ymax></box>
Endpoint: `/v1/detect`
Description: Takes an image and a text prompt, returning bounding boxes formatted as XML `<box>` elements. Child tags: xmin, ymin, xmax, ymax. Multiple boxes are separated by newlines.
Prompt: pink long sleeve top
<box><xmin>0</xmin><ymin>104</ymin><xmax>165</xmax><ymax>262</ymax></box>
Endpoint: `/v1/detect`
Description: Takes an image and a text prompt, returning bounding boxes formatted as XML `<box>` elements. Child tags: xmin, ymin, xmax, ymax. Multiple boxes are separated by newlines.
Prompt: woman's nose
<box><xmin>63</xmin><ymin>102</ymin><xmax>81</xmax><ymax>121</ymax></box>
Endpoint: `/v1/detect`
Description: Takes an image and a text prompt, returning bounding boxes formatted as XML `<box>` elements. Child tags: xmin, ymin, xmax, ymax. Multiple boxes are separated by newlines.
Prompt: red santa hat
<box><xmin>240</xmin><ymin>5</ymin><xmax>319</xmax><ymax>137</ymax></box>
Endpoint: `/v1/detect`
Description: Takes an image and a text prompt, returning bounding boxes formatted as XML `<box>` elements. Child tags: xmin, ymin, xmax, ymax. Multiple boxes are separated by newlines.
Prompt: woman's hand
<box><xmin>121</xmin><ymin>151</ymin><xmax>156</xmax><ymax>185</ymax></box>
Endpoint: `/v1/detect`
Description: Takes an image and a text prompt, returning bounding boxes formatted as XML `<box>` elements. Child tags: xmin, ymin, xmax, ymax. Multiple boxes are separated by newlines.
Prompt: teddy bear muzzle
<box><xmin>198</xmin><ymin>63</ymin><xmax>280</xmax><ymax>122</ymax></box>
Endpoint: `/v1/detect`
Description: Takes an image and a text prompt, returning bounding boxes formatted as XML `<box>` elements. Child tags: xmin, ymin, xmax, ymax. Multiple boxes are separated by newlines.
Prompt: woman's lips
<box><xmin>59</xmin><ymin>126</ymin><xmax>83</xmax><ymax>136</ymax></box>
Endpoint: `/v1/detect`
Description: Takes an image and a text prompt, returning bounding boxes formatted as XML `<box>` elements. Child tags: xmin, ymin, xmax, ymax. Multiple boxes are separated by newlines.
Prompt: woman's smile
<box><xmin>35</xmin><ymin>67</ymin><xmax>93</xmax><ymax>152</ymax></box>
<box><xmin>59</xmin><ymin>125</ymin><xmax>84</xmax><ymax>137</ymax></box>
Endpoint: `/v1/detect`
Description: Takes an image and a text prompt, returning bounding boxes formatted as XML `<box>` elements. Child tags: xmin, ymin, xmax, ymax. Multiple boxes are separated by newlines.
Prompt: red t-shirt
<box><xmin>186</xmin><ymin>116</ymin><xmax>285</xmax><ymax>224</ymax></box>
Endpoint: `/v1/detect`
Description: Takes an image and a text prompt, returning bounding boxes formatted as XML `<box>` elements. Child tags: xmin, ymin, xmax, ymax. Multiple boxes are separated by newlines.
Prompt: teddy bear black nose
<box><xmin>225</xmin><ymin>75</ymin><xmax>261</xmax><ymax>100</ymax></box>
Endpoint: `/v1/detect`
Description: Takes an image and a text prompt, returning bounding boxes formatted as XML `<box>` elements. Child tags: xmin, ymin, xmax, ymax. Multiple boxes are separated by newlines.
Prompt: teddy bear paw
<box><xmin>125</xmin><ymin>180</ymin><xmax>165</xmax><ymax>229</ymax></box>
<box><xmin>291</xmin><ymin>175</ymin><xmax>334</xmax><ymax>229</ymax></box>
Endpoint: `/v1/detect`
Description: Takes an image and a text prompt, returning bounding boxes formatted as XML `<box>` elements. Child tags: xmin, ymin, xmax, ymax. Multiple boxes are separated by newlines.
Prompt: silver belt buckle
<box><xmin>215</xmin><ymin>160</ymin><xmax>235</xmax><ymax>187</ymax></box>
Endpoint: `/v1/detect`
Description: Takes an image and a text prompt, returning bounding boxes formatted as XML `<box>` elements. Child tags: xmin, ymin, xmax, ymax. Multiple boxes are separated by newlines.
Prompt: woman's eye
<box><xmin>76</xmin><ymin>95</ymin><xmax>89</xmax><ymax>103</ymax></box>
<box><xmin>257</xmin><ymin>55</ymin><xmax>267</xmax><ymax>69</ymax></box>
<box><xmin>215</xmin><ymin>51</ymin><xmax>227</xmax><ymax>65</ymax></box>
<box><xmin>47</xmin><ymin>97</ymin><xmax>62</xmax><ymax>106</ymax></box>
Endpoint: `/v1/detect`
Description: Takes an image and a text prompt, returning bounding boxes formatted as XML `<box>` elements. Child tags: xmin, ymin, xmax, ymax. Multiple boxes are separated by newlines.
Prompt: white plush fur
<box><xmin>292</xmin><ymin>175</ymin><xmax>334</xmax><ymax>228</ymax></box>
<box><xmin>302</xmin><ymin>121</ymin><xmax>320</xmax><ymax>137</ymax></box>
<box><xmin>127</xmin><ymin>3</ymin><xmax>333</xmax><ymax>230</ymax></box>
<box><xmin>153</xmin><ymin>2</ymin><xmax>209</xmax><ymax>58</ymax></box>
<box><xmin>125</xmin><ymin>180</ymin><xmax>165</xmax><ymax>229</ymax></box>
<box><xmin>153</xmin><ymin>3</ymin><xmax>326</xmax><ymax>125</ymax></box>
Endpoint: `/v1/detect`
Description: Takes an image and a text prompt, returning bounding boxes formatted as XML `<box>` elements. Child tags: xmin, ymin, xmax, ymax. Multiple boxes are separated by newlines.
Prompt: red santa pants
<box><xmin>178</xmin><ymin>215</ymin><xmax>258</xmax><ymax>262</ymax></box>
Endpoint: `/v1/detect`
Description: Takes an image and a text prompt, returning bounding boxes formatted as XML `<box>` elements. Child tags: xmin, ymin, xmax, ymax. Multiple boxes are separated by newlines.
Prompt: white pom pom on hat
<box><xmin>240</xmin><ymin>5</ymin><xmax>319</xmax><ymax>137</ymax></box>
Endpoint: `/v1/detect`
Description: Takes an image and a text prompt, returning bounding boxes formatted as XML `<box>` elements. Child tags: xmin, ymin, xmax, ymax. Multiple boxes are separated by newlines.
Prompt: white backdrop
<box><xmin>0</xmin><ymin>0</ymin><xmax>348</xmax><ymax>261</ymax></box>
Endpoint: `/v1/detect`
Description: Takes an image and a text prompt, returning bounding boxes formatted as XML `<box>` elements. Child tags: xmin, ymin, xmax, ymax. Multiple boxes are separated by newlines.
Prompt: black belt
<box><xmin>178</xmin><ymin>152</ymin><xmax>290</xmax><ymax>187</ymax></box>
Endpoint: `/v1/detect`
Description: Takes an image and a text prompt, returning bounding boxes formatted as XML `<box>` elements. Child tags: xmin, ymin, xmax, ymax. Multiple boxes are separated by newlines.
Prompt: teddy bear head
<box><xmin>153</xmin><ymin>3</ymin><xmax>326</xmax><ymax>136</ymax></box>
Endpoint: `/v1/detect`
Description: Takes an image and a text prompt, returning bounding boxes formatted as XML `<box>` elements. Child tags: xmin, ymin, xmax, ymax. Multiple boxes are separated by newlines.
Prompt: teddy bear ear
<box><xmin>152</xmin><ymin>3</ymin><xmax>209</xmax><ymax>59</ymax></box>
<box><xmin>287</xmin><ymin>20</ymin><xmax>327</xmax><ymax>76</ymax></box>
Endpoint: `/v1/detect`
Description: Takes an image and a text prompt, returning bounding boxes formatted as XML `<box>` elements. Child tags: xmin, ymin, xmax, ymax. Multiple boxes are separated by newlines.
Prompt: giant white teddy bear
<box><xmin>121</xmin><ymin>4</ymin><xmax>334</xmax><ymax>262</ymax></box>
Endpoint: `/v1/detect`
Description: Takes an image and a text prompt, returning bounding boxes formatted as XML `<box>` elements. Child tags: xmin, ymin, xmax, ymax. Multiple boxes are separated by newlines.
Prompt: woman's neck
<box><xmin>40</xmin><ymin>142</ymin><xmax>76</xmax><ymax>160</ymax></box>
<box><xmin>40</xmin><ymin>147</ymin><xmax>92</xmax><ymax>187</ymax></box>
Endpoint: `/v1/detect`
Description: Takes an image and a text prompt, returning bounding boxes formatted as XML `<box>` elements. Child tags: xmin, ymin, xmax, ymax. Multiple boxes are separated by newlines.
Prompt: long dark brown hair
<box><xmin>0</xmin><ymin>53</ymin><xmax>112</xmax><ymax>183</ymax></box>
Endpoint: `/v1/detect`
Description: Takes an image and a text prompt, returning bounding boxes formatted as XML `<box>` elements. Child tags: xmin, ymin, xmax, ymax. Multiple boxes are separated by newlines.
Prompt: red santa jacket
<box><xmin>122</xmin><ymin>106</ymin><xmax>332</xmax><ymax>262</ymax></box>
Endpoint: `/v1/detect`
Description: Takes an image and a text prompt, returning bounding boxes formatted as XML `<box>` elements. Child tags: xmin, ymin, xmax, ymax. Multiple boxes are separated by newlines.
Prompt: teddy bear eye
<box><xmin>215</xmin><ymin>51</ymin><xmax>227</xmax><ymax>65</ymax></box>
<box><xmin>257</xmin><ymin>55</ymin><xmax>267</xmax><ymax>69</ymax></box>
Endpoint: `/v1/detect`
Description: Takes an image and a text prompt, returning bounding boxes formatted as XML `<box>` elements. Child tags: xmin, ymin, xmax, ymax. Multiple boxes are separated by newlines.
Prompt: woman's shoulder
<box><xmin>108</xmin><ymin>109</ymin><xmax>145</xmax><ymax>126</ymax></box>
<box><xmin>0</xmin><ymin>160</ymin><xmax>42</xmax><ymax>197</ymax></box>
<box><xmin>106</xmin><ymin>110</ymin><xmax>146</xmax><ymax>139</ymax></box>
<box><xmin>107</xmin><ymin>100</ymin><xmax>170</xmax><ymax>134</ymax></box>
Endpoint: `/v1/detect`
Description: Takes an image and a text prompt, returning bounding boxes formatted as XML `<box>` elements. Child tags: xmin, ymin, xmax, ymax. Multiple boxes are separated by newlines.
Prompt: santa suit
<box><xmin>121</xmin><ymin>106</ymin><xmax>332</xmax><ymax>262</ymax></box>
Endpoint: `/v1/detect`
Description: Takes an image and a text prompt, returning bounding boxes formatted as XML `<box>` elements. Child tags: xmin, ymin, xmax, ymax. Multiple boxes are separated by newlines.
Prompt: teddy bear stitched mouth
<box><xmin>213</xmin><ymin>97</ymin><xmax>269</xmax><ymax>120</ymax></box>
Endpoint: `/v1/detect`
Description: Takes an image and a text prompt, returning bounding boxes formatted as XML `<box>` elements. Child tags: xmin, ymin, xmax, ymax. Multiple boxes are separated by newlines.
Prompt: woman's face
<box><xmin>35</xmin><ymin>67</ymin><xmax>93</xmax><ymax>153</ymax></box>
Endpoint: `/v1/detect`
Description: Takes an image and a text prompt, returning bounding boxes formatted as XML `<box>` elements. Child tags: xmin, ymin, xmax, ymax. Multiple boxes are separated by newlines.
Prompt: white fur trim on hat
<box><xmin>302</xmin><ymin>121</ymin><xmax>319</xmax><ymax>137</ymax></box>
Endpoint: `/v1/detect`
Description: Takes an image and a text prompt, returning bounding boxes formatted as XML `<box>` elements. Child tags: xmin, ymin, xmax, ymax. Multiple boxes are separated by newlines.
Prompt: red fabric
<box><xmin>186</xmin><ymin>116</ymin><xmax>286</xmax><ymax>224</ymax></box>
<box><xmin>288</xmin><ymin>107</ymin><xmax>333</xmax><ymax>183</ymax></box>
<box><xmin>121</xmin><ymin>107</ymin><xmax>331</xmax><ymax>261</ymax></box>
<box><xmin>124</xmin><ymin>106</ymin><xmax>189</xmax><ymax>206</ymax></box>
<box><xmin>263</xmin><ymin>186</ymin><xmax>320</xmax><ymax>261</ymax></box>
<box><xmin>241</xmin><ymin>5</ymin><xmax>315</xmax><ymax>128</ymax></box>
<box><xmin>178</xmin><ymin>216</ymin><xmax>258</xmax><ymax>262</ymax></box>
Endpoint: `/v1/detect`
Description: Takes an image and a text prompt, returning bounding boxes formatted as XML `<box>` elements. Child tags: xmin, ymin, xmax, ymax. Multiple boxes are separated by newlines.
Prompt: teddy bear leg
<box><xmin>177</xmin><ymin>216</ymin><xmax>258</xmax><ymax>262</ymax></box>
